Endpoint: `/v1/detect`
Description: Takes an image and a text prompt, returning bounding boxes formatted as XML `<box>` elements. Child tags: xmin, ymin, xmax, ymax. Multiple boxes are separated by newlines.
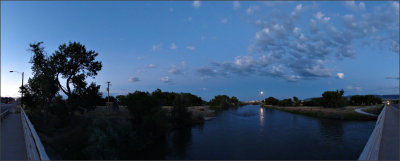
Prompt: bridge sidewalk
<box><xmin>378</xmin><ymin>105</ymin><xmax>399</xmax><ymax>160</ymax></box>
<box><xmin>1</xmin><ymin>113</ymin><xmax>27</xmax><ymax>160</ymax></box>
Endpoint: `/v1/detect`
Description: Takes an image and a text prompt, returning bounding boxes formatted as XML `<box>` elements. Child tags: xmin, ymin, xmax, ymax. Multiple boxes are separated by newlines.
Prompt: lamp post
<box><xmin>10</xmin><ymin>71</ymin><xmax>24</xmax><ymax>108</ymax></box>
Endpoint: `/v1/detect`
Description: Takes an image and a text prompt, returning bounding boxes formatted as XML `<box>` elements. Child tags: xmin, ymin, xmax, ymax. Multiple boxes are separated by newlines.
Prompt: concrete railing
<box><xmin>20</xmin><ymin>108</ymin><xmax>50</xmax><ymax>160</ymax></box>
<box><xmin>358</xmin><ymin>105</ymin><xmax>387</xmax><ymax>160</ymax></box>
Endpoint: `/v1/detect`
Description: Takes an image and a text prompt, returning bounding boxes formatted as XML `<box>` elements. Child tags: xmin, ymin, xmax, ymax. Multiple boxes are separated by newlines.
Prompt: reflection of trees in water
<box><xmin>170</xmin><ymin>128</ymin><xmax>192</xmax><ymax>159</ymax></box>
<box><xmin>318</xmin><ymin>119</ymin><xmax>345</xmax><ymax>143</ymax></box>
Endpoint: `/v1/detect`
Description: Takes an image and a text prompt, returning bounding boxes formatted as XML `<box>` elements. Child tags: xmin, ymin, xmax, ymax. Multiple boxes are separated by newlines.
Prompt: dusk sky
<box><xmin>1</xmin><ymin>1</ymin><xmax>399</xmax><ymax>101</ymax></box>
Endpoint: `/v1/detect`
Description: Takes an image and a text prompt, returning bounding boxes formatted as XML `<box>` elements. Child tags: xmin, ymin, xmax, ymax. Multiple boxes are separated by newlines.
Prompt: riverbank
<box><xmin>263</xmin><ymin>105</ymin><xmax>380</xmax><ymax>120</ymax></box>
<box><xmin>162</xmin><ymin>105</ymin><xmax>216</xmax><ymax>124</ymax></box>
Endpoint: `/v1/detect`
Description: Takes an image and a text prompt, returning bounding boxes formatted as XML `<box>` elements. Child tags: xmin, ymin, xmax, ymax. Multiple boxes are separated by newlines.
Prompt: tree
<box><xmin>231</xmin><ymin>96</ymin><xmax>239</xmax><ymax>106</ymax></box>
<box><xmin>303</xmin><ymin>97</ymin><xmax>323</xmax><ymax>106</ymax></box>
<box><xmin>49</xmin><ymin>42</ymin><xmax>102</xmax><ymax>116</ymax></box>
<box><xmin>264</xmin><ymin>97</ymin><xmax>279</xmax><ymax>105</ymax></box>
<box><xmin>209</xmin><ymin>95</ymin><xmax>231</xmax><ymax>109</ymax></box>
<box><xmin>116</xmin><ymin>95</ymin><xmax>127</xmax><ymax>105</ymax></box>
<box><xmin>25</xmin><ymin>42</ymin><xmax>59</xmax><ymax>123</ymax></box>
<box><xmin>25</xmin><ymin>41</ymin><xmax>103</xmax><ymax>124</ymax></box>
<box><xmin>322</xmin><ymin>89</ymin><xmax>347</xmax><ymax>108</ymax></box>
<box><xmin>278</xmin><ymin>98</ymin><xmax>293</xmax><ymax>106</ymax></box>
<box><xmin>293</xmin><ymin>96</ymin><xmax>300</xmax><ymax>106</ymax></box>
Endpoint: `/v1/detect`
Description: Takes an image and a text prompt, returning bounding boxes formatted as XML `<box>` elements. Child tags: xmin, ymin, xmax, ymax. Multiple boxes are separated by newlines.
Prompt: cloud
<box><xmin>160</xmin><ymin>76</ymin><xmax>171</xmax><ymax>83</ymax></box>
<box><xmin>201</xmin><ymin>36</ymin><xmax>206</xmax><ymax>40</ymax></box>
<box><xmin>336</xmin><ymin>73</ymin><xmax>344</xmax><ymax>79</ymax></box>
<box><xmin>346</xmin><ymin>85</ymin><xmax>362</xmax><ymax>91</ymax></box>
<box><xmin>197</xmin><ymin>2</ymin><xmax>398</xmax><ymax>82</ymax></box>
<box><xmin>193</xmin><ymin>0</ymin><xmax>201</xmax><ymax>8</ymax></box>
<box><xmin>148</xmin><ymin>64</ymin><xmax>156</xmax><ymax>68</ymax></box>
<box><xmin>168</xmin><ymin>65</ymin><xmax>182</xmax><ymax>75</ymax></box>
<box><xmin>385</xmin><ymin>76</ymin><xmax>399</xmax><ymax>80</ymax></box>
<box><xmin>151</xmin><ymin>43</ymin><xmax>162</xmax><ymax>51</ymax></box>
<box><xmin>170</xmin><ymin>42</ymin><xmax>177</xmax><ymax>49</ymax></box>
<box><xmin>246</xmin><ymin>6</ymin><xmax>259</xmax><ymax>15</ymax></box>
<box><xmin>186</xmin><ymin>46</ymin><xmax>196</xmax><ymax>51</ymax></box>
<box><xmin>128</xmin><ymin>77</ymin><xmax>140</xmax><ymax>83</ymax></box>
<box><xmin>187</xmin><ymin>17</ymin><xmax>193</xmax><ymax>21</ymax></box>
<box><xmin>291</xmin><ymin>4</ymin><xmax>303</xmax><ymax>17</ymax></box>
<box><xmin>344</xmin><ymin>1</ymin><xmax>366</xmax><ymax>11</ymax></box>
<box><xmin>221</xmin><ymin>18</ymin><xmax>228</xmax><ymax>24</ymax></box>
<box><xmin>233</xmin><ymin>1</ymin><xmax>240</xmax><ymax>10</ymax></box>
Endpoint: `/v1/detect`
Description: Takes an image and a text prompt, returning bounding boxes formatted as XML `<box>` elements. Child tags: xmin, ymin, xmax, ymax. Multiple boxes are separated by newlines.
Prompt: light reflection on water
<box><xmin>260</xmin><ymin>107</ymin><xmax>264</xmax><ymax>127</ymax></box>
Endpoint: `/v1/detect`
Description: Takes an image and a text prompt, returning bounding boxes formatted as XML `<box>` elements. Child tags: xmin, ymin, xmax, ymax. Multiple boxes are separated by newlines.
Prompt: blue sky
<box><xmin>1</xmin><ymin>1</ymin><xmax>399</xmax><ymax>101</ymax></box>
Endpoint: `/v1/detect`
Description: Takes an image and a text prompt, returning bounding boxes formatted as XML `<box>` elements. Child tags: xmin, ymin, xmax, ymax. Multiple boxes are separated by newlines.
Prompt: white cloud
<box><xmin>128</xmin><ymin>77</ymin><xmax>140</xmax><ymax>83</ymax></box>
<box><xmin>151</xmin><ymin>43</ymin><xmax>162</xmax><ymax>51</ymax></box>
<box><xmin>336</xmin><ymin>73</ymin><xmax>344</xmax><ymax>79</ymax></box>
<box><xmin>246</xmin><ymin>6</ymin><xmax>259</xmax><ymax>15</ymax></box>
<box><xmin>187</xmin><ymin>17</ymin><xmax>193</xmax><ymax>21</ymax></box>
<box><xmin>291</xmin><ymin>4</ymin><xmax>303</xmax><ymax>17</ymax></box>
<box><xmin>160</xmin><ymin>76</ymin><xmax>171</xmax><ymax>83</ymax></box>
<box><xmin>233</xmin><ymin>1</ymin><xmax>240</xmax><ymax>10</ymax></box>
<box><xmin>170</xmin><ymin>42</ymin><xmax>177</xmax><ymax>49</ymax></box>
<box><xmin>344</xmin><ymin>1</ymin><xmax>366</xmax><ymax>11</ymax></box>
<box><xmin>148</xmin><ymin>64</ymin><xmax>156</xmax><ymax>68</ymax></box>
<box><xmin>346</xmin><ymin>85</ymin><xmax>362</xmax><ymax>91</ymax></box>
<box><xmin>193</xmin><ymin>0</ymin><xmax>201</xmax><ymax>8</ymax></box>
<box><xmin>221</xmin><ymin>18</ymin><xmax>228</xmax><ymax>24</ymax></box>
<box><xmin>315</xmin><ymin>11</ymin><xmax>324</xmax><ymax>19</ymax></box>
<box><xmin>168</xmin><ymin>65</ymin><xmax>182</xmax><ymax>75</ymax></box>
<box><xmin>186</xmin><ymin>46</ymin><xmax>196</xmax><ymax>51</ymax></box>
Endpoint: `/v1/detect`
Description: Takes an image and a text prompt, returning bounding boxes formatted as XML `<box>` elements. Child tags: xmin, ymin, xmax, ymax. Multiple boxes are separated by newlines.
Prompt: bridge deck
<box><xmin>1</xmin><ymin>113</ymin><xmax>27</xmax><ymax>160</ymax></box>
<box><xmin>378</xmin><ymin>105</ymin><xmax>399</xmax><ymax>160</ymax></box>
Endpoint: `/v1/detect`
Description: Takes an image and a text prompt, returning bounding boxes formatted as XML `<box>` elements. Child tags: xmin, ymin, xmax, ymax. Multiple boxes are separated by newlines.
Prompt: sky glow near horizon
<box><xmin>1</xmin><ymin>1</ymin><xmax>399</xmax><ymax>101</ymax></box>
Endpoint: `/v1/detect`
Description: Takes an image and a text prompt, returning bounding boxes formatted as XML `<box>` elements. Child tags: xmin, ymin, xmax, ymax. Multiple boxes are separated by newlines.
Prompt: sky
<box><xmin>1</xmin><ymin>1</ymin><xmax>399</xmax><ymax>101</ymax></box>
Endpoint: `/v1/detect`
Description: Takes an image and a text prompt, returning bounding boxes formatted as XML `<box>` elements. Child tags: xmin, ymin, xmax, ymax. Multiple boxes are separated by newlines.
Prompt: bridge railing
<box><xmin>358</xmin><ymin>105</ymin><xmax>387</xmax><ymax>160</ymax></box>
<box><xmin>20</xmin><ymin>108</ymin><xmax>50</xmax><ymax>160</ymax></box>
<box><xmin>1</xmin><ymin>109</ymin><xmax>10</xmax><ymax>120</ymax></box>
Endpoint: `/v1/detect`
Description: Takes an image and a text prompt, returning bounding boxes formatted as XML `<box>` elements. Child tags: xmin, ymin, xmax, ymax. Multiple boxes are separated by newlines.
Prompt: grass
<box><xmin>264</xmin><ymin>105</ymin><xmax>380</xmax><ymax>120</ymax></box>
<box><xmin>361</xmin><ymin>105</ymin><xmax>384</xmax><ymax>115</ymax></box>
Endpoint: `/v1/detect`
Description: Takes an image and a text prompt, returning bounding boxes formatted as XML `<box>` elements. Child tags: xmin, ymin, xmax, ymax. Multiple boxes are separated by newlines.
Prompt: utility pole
<box><xmin>106</xmin><ymin>81</ymin><xmax>111</xmax><ymax>113</ymax></box>
<box><xmin>106</xmin><ymin>81</ymin><xmax>111</xmax><ymax>102</ymax></box>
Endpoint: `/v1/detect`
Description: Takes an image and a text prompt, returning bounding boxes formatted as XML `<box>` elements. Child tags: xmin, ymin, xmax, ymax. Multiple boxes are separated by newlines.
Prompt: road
<box><xmin>1</xmin><ymin>102</ymin><xmax>17</xmax><ymax>113</ymax></box>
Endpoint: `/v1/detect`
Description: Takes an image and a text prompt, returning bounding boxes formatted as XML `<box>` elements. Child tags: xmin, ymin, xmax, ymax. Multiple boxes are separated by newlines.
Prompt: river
<box><xmin>166</xmin><ymin>105</ymin><xmax>375</xmax><ymax>160</ymax></box>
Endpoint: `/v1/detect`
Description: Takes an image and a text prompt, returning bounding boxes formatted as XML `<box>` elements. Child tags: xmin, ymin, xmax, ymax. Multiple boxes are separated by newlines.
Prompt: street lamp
<box><xmin>10</xmin><ymin>71</ymin><xmax>24</xmax><ymax>108</ymax></box>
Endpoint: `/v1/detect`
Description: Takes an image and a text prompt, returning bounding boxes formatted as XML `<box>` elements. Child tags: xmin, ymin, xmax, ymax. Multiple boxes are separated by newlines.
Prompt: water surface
<box><xmin>167</xmin><ymin>105</ymin><xmax>375</xmax><ymax>160</ymax></box>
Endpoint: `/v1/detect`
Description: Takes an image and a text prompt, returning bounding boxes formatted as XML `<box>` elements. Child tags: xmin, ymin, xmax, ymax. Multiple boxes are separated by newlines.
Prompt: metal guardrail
<box><xmin>358</xmin><ymin>105</ymin><xmax>387</xmax><ymax>160</ymax></box>
<box><xmin>20</xmin><ymin>108</ymin><xmax>50</xmax><ymax>160</ymax></box>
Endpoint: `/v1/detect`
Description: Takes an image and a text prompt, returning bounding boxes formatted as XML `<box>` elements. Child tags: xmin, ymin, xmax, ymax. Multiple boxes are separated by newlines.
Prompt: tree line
<box><xmin>263</xmin><ymin>89</ymin><xmax>382</xmax><ymax>108</ymax></box>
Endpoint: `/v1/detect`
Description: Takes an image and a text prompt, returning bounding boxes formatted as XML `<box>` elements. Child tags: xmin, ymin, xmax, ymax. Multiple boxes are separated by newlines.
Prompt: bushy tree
<box><xmin>24</xmin><ymin>42</ymin><xmax>59</xmax><ymax>123</ymax></box>
<box><xmin>322</xmin><ymin>89</ymin><xmax>347</xmax><ymax>108</ymax></box>
<box><xmin>303</xmin><ymin>97</ymin><xmax>323</xmax><ymax>106</ymax></box>
<box><xmin>25</xmin><ymin>41</ymin><xmax>103</xmax><ymax>124</ymax></box>
<box><xmin>116</xmin><ymin>95</ymin><xmax>126</xmax><ymax>105</ymax></box>
<box><xmin>264</xmin><ymin>97</ymin><xmax>279</xmax><ymax>105</ymax></box>
<box><xmin>278</xmin><ymin>98</ymin><xmax>293</xmax><ymax>106</ymax></box>
<box><xmin>293</xmin><ymin>96</ymin><xmax>300</xmax><ymax>106</ymax></box>
<box><xmin>350</xmin><ymin>95</ymin><xmax>382</xmax><ymax>105</ymax></box>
